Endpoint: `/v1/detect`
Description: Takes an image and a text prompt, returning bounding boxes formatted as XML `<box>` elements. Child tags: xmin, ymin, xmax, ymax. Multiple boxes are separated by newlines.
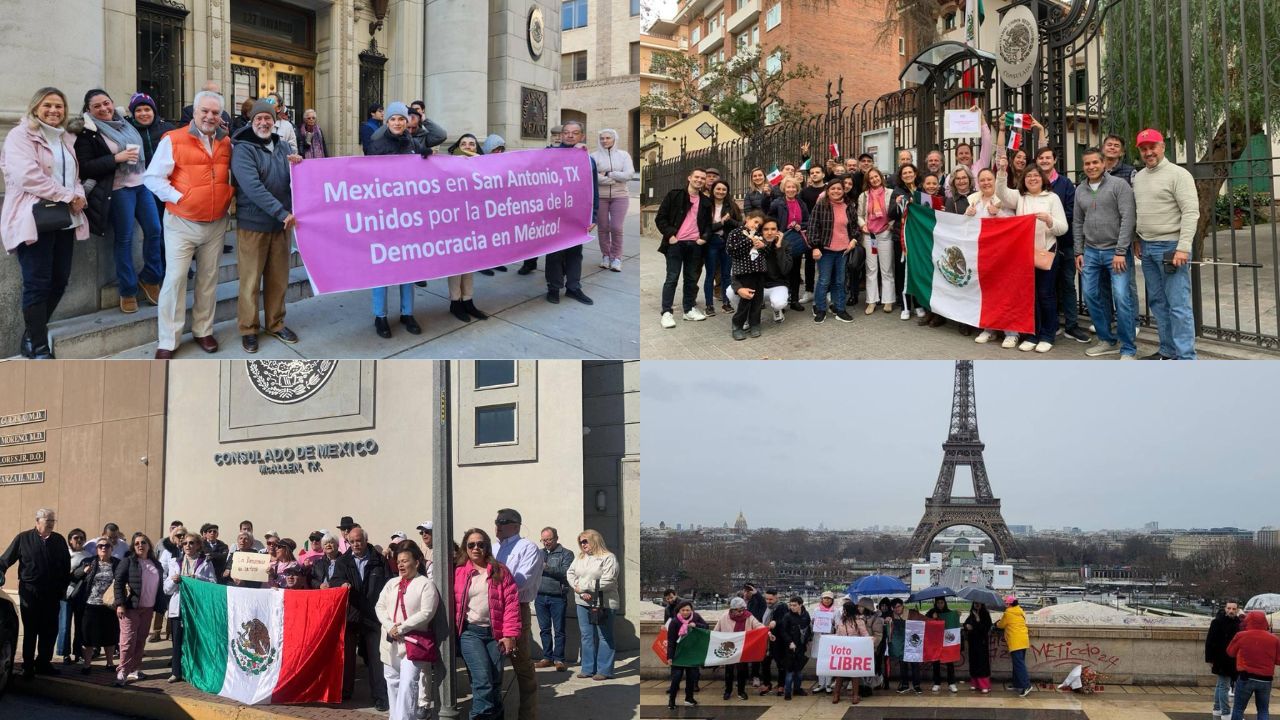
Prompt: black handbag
<box><xmin>32</xmin><ymin>200</ymin><xmax>72</xmax><ymax>233</ymax></box>
<box><xmin>587</xmin><ymin>578</ymin><xmax>605</xmax><ymax>625</ymax></box>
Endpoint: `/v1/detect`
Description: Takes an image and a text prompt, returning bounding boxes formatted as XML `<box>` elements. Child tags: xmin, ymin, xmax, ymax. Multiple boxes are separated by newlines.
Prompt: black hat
<box><xmin>283</xmin><ymin>564</ymin><xmax>306</xmax><ymax>576</ymax></box>
<box><xmin>338</xmin><ymin>516</ymin><xmax>357</xmax><ymax>530</ymax></box>
<box><xmin>308</xmin><ymin>531</ymin><xmax>323</xmax><ymax>542</ymax></box>
<box><xmin>495</xmin><ymin>508</ymin><xmax>522</xmax><ymax>526</ymax></box>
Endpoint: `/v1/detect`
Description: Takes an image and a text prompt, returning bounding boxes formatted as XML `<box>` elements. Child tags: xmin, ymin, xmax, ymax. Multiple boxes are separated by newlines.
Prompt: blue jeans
<box><xmin>534</xmin><ymin>594</ymin><xmax>567</xmax><ymax>663</ymax></box>
<box><xmin>785</xmin><ymin>669</ymin><xmax>804</xmax><ymax>696</ymax></box>
<box><xmin>1035</xmin><ymin>256</ymin><xmax>1060</xmax><ymax>343</ymax></box>
<box><xmin>1082</xmin><ymin>247</ymin><xmax>1137</xmax><ymax>356</ymax></box>
<box><xmin>575</xmin><ymin>604</ymin><xmax>615</xmax><ymax>677</ymax></box>
<box><xmin>1232</xmin><ymin>676</ymin><xmax>1270</xmax><ymax>720</ymax></box>
<box><xmin>813</xmin><ymin>251</ymin><xmax>847</xmax><ymax>313</ymax></box>
<box><xmin>109</xmin><ymin>183</ymin><xmax>165</xmax><ymax>297</ymax></box>
<box><xmin>1098</xmin><ymin>255</ymin><xmax>1140</xmax><ymax>330</ymax></box>
<box><xmin>1010</xmin><ymin>649</ymin><xmax>1029</xmax><ymax>690</ymax></box>
<box><xmin>56</xmin><ymin>600</ymin><xmax>68</xmax><ymax>656</ymax></box>
<box><xmin>372</xmin><ymin>284</ymin><xmax>414</xmax><ymax>318</ymax></box>
<box><xmin>459</xmin><ymin>624</ymin><xmax>504</xmax><ymax>720</ymax></box>
<box><xmin>1215</xmin><ymin>673</ymin><xmax>1233</xmax><ymax>715</ymax></box>
<box><xmin>702</xmin><ymin>237</ymin><xmax>731</xmax><ymax>307</ymax></box>
<box><xmin>1056</xmin><ymin>247</ymin><xmax>1079</xmax><ymax>329</ymax></box>
<box><xmin>1140</xmin><ymin>239</ymin><xmax>1196</xmax><ymax>359</ymax></box>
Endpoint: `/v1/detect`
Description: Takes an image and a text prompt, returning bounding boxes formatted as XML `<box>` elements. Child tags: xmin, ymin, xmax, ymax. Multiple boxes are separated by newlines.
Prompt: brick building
<box><xmin>561</xmin><ymin>0</ymin><xmax>644</xmax><ymax>157</ymax></box>
<box><xmin>668</xmin><ymin>0</ymin><xmax>908</xmax><ymax>125</ymax></box>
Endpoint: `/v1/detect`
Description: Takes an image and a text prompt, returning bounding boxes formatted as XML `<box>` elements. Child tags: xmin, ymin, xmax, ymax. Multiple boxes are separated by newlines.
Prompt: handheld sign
<box><xmin>816</xmin><ymin>635</ymin><xmax>876</xmax><ymax>678</ymax></box>
<box><xmin>944</xmin><ymin>109</ymin><xmax>981</xmax><ymax>138</ymax></box>
<box><xmin>812</xmin><ymin>609</ymin><xmax>834</xmax><ymax>634</ymax></box>
<box><xmin>230</xmin><ymin>551</ymin><xmax>272</xmax><ymax>583</ymax></box>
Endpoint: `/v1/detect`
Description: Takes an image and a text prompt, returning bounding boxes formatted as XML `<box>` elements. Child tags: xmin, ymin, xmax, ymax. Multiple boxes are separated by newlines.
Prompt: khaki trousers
<box><xmin>512</xmin><ymin>602</ymin><xmax>537</xmax><ymax>720</ymax></box>
<box><xmin>157</xmin><ymin>214</ymin><xmax>228</xmax><ymax>350</ymax></box>
<box><xmin>447</xmin><ymin>273</ymin><xmax>473</xmax><ymax>301</ymax></box>
<box><xmin>236</xmin><ymin>228</ymin><xmax>290</xmax><ymax>335</ymax></box>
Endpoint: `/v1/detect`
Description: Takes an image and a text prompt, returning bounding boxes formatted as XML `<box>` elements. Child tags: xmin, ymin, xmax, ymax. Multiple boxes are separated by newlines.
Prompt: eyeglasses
<box><xmin>134</xmin><ymin>541</ymin><xmax>149</xmax><ymax>547</ymax></box>
<box><xmin>183</xmin><ymin>541</ymin><xmax>201</xmax><ymax>547</ymax></box>
<box><xmin>96</xmin><ymin>544</ymin><xmax>110</xmax><ymax>550</ymax></box>
<box><xmin>495</xmin><ymin>520</ymin><xmax>518</xmax><ymax>526</ymax></box>
<box><xmin>466</xmin><ymin>542</ymin><xmax>488</xmax><ymax>550</ymax></box>
<box><xmin>579</xmin><ymin>539</ymin><xmax>590</xmax><ymax>546</ymax></box>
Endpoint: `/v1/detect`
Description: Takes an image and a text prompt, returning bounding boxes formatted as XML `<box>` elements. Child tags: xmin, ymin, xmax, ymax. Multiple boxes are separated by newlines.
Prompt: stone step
<box><xmin>98</xmin><ymin>241</ymin><xmax>303</xmax><ymax>307</ymax></box>
<box><xmin>48</xmin><ymin>266</ymin><xmax>313</xmax><ymax>359</ymax></box>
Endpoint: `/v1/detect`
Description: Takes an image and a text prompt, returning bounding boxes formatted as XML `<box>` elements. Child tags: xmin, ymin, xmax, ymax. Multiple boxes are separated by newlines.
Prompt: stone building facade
<box><xmin>560</xmin><ymin>0</ymin><xmax>643</xmax><ymax>157</ymax></box>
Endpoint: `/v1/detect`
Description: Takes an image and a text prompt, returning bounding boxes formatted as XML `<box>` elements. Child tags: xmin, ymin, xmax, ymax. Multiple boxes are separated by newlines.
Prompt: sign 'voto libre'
<box><xmin>214</xmin><ymin>439</ymin><xmax>379</xmax><ymax>476</ymax></box>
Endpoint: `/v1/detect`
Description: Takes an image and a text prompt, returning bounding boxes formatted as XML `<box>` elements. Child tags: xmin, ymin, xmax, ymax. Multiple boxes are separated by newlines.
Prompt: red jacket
<box><xmin>1227</xmin><ymin>610</ymin><xmax>1280</xmax><ymax>678</ymax></box>
<box><xmin>453</xmin><ymin>562</ymin><xmax>521</xmax><ymax>640</ymax></box>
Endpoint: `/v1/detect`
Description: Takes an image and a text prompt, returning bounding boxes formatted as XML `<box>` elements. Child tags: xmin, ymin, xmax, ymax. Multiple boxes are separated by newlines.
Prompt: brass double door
<box><xmin>230</xmin><ymin>49</ymin><xmax>313</xmax><ymax>124</ymax></box>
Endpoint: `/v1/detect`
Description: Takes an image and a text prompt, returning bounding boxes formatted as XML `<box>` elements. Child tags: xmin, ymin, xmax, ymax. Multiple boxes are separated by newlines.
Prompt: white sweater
<box><xmin>994</xmin><ymin>174</ymin><xmax>1068</xmax><ymax>251</ymax></box>
<box><xmin>374</xmin><ymin>574</ymin><xmax>440</xmax><ymax>666</ymax></box>
<box><xmin>566</xmin><ymin>553</ymin><xmax>620</xmax><ymax>609</ymax></box>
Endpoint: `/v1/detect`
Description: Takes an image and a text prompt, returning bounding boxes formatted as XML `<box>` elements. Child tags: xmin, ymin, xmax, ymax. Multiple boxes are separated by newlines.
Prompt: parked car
<box><xmin>0</xmin><ymin>577</ymin><xmax>17</xmax><ymax>700</ymax></box>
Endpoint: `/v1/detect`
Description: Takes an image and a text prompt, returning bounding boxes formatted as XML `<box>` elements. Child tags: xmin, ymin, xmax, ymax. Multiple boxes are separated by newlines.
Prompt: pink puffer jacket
<box><xmin>2</xmin><ymin>122</ymin><xmax>89</xmax><ymax>253</ymax></box>
<box><xmin>453</xmin><ymin>562</ymin><xmax>521</xmax><ymax>640</ymax></box>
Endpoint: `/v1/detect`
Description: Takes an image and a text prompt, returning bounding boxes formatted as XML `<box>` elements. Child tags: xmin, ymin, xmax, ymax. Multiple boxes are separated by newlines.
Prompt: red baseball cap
<box><xmin>1136</xmin><ymin>128</ymin><xmax>1164</xmax><ymax>146</ymax></box>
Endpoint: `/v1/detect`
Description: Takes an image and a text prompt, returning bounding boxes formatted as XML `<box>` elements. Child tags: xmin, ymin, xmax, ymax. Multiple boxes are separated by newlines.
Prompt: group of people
<box><xmin>3</xmin><ymin>80</ymin><xmax>634</xmax><ymax>359</ymax></box>
<box><xmin>654</xmin><ymin>110</ymin><xmax>1200</xmax><ymax>359</ymax></box>
<box><xmin>1</xmin><ymin>507</ymin><xmax>621</xmax><ymax>720</ymax></box>
<box><xmin>1203</xmin><ymin>600</ymin><xmax>1280</xmax><ymax>720</ymax></box>
<box><xmin>659</xmin><ymin>585</ymin><xmax>1033</xmax><ymax>709</ymax></box>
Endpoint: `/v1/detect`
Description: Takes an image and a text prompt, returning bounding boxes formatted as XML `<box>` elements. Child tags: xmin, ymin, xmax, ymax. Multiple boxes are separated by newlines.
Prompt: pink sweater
<box><xmin>1</xmin><ymin>122</ymin><xmax>89</xmax><ymax>252</ymax></box>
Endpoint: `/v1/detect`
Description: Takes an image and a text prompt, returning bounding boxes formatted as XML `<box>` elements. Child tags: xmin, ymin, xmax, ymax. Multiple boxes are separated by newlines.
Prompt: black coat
<box><xmin>203</xmin><ymin>539</ymin><xmax>230</xmax><ymax>583</ymax></box>
<box><xmin>112</xmin><ymin>554</ymin><xmax>165</xmax><ymax>609</ymax></box>
<box><xmin>72</xmin><ymin>555</ymin><xmax>120</xmax><ymax>602</ymax></box>
<box><xmin>310</xmin><ymin>555</ymin><xmax>342</xmax><ymax>589</ymax></box>
<box><xmin>701</xmin><ymin>199</ymin><xmax>740</xmax><ymax>241</ymax></box>
<box><xmin>654</xmin><ymin>187</ymin><xmax>710</xmax><ymax>252</ymax></box>
<box><xmin>70</xmin><ymin>117</ymin><xmax>117</xmax><ymax>236</ymax></box>
<box><xmin>965</xmin><ymin>609</ymin><xmax>992</xmax><ymax>677</ymax></box>
<box><xmin>746</xmin><ymin>593</ymin><xmax>767</xmax><ymax>622</ymax></box>
<box><xmin>666</xmin><ymin>612</ymin><xmax>708</xmax><ymax>667</ymax></box>
<box><xmin>1206</xmin><ymin>611</ymin><xmax>1242</xmax><ymax>676</ymax></box>
<box><xmin>744</xmin><ymin>187</ymin><xmax>778</xmax><ymax>213</ymax></box>
<box><xmin>776</xmin><ymin>608</ymin><xmax>811</xmax><ymax>671</ymax></box>
<box><xmin>128</xmin><ymin>116</ymin><xmax>176</xmax><ymax>169</ymax></box>
<box><xmin>0</xmin><ymin>528</ymin><xmax>70</xmax><ymax>598</ymax></box>
<box><xmin>332</xmin><ymin>550</ymin><xmax>389</xmax><ymax>628</ymax></box>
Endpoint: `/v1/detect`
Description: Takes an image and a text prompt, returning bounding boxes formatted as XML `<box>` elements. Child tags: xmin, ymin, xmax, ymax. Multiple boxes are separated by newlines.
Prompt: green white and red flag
<box><xmin>671</xmin><ymin>626</ymin><xmax>770</xmax><ymax>667</ymax></box>
<box><xmin>767</xmin><ymin>165</ymin><xmax>784</xmax><ymax>186</ymax></box>
<box><xmin>923</xmin><ymin>611</ymin><xmax>963</xmax><ymax>663</ymax></box>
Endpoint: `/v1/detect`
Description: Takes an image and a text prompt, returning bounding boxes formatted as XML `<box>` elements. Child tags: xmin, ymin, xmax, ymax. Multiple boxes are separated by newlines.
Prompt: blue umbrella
<box><xmin>848</xmin><ymin>574</ymin><xmax>910</xmax><ymax>597</ymax></box>
<box><xmin>907</xmin><ymin>586</ymin><xmax>957</xmax><ymax>603</ymax></box>
<box><xmin>956</xmin><ymin>586</ymin><xmax>1006</xmax><ymax>609</ymax></box>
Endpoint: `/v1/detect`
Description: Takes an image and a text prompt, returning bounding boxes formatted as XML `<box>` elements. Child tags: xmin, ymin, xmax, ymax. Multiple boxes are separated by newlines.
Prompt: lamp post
<box><xmin>433</xmin><ymin>361</ymin><xmax>459</xmax><ymax>719</ymax></box>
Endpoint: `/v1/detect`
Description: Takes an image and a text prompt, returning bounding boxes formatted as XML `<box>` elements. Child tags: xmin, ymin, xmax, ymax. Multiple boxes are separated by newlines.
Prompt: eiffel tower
<box><xmin>907</xmin><ymin>361</ymin><xmax>1021</xmax><ymax>561</ymax></box>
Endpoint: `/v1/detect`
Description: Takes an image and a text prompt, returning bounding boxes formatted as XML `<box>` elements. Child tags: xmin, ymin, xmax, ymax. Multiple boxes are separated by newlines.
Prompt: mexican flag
<box><xmin>767</xmin><ymin>166</ymin><xmax>784</xmax><ymax>186</ymax></box>
<box><xmin>672</xmin><ymin>627</ymin><xmax>769</xmax><ymax>667</ymax></box>
<box><xmin>1007</xmin><ymin>131</ymin><xmax>1023</xmax><ymax>152</ymax></box>
<box><xmin>964</xmin><ymin>0</ymin><xmax>985</xmax><ymax>47</ymax></box>
<box><xmin>1005</xmin><ymin>113</ymin><xmax>1034</xmax><ymax>129</ymax></box>
<box><xmin>181</xmin><ymin>579</ymin><xmax>348</xmax><ymax>705</ymax></box>
<box><xmin>828</xmin><ymin>142</ymin><xmax>841</xmax><ymax>158</ymax></box>
<box><xmin>799</xmin><ymin>157</ymin><xmax>812</xmax><ymax>171</ymax></box>
<box><xmin>890</xmin><ymin>617</ymin><xmax>927</xmax><ymax>662</ymax></box>
<box><xmin>923</xmin><ymin>611</ymin><xmax>962</xmax><ymax>663</ymax></box>
<box><xmin>904</xmin><ymin>203</ymin><xmax>1036</xmax><ymax>333</ymax></box>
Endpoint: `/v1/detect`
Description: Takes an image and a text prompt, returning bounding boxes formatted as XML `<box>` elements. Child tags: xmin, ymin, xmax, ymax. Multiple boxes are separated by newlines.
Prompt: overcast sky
<box><xmin>641</xmin><ymin>362</ymin><xmax>1280</xmax><ymax>532</ymax></box>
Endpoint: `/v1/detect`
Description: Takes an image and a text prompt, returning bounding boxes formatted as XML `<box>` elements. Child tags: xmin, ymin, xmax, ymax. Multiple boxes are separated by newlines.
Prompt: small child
<box><xmin>665</xmin><ymin>600</ymin><xmax>708</xmax><ymax>708</ymax></box>
<box><xmin>725</xmin><ymin>211</ymin><xmax>769</xmax><ymax>340</ymax></box>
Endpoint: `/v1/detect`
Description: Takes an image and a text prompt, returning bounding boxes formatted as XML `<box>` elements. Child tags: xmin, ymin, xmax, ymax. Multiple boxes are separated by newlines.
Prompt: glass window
<box><xmin>563</xmin><ymin>0</ymin><xmax>588</xmax><ymax>30</ymax></box>
<box><xmin>561</xmin><ymin>51</ymin><xmax>588</xmax><ymax>83</ymax></box>
<box><xmin>765</xmin><ymin>103</ymin><xmax>781</xmax><ymax>125</ymax></box>
<box><xmin>475</xmin><ymin>361</ymin><xmax>516</xmax><ymax>389</ymax></box>
<box><xmin>765</xmin><ymin>3</ymin><xmax>781</xmax><ymax>30</ymax></box>
<box><xmin>631</xmin><ymin>0</ymin><xmax>640</xmax><ymax>16</ymax></box>
<box><xmin>630</xmin><ymin>42</ymin><xmax>640</xmax><ymax>75</ymax></box>
<box><xmin>691</xmin><ymin>24</ymin><xmax>701</xmax><ymax>43</ymax></box>
<box><xmin>751</xmin><ymin>26</ymin><xmax>759</xmax><ymax>46</ymax></box>
<box><xmin>765</xmin><ymin>50</ymin><xmax>781</xmax><ymax>75</ymax></box>
<box><xmin>475</xmin><ymin>404</ymin><xmax>517</xmax><ymax>445</ymax></box>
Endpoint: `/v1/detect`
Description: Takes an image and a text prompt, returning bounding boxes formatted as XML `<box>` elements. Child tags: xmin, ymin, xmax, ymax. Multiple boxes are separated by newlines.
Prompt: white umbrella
<box><xmin>1245</xmin><ymin>594</ymin><xmax>1280</xmax><ymax>614</ymax></box>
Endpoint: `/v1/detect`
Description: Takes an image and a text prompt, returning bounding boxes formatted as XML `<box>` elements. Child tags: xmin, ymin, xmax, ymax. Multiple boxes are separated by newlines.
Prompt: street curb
<box><xmin>17</xmin><ymin>676</ymin><xmax>298</xmax><ymax>720</ymax></box>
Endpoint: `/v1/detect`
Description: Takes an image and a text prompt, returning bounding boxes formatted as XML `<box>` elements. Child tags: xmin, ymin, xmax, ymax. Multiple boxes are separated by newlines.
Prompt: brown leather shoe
<box><xmin>138</xmin><ymin>282</ymin><xmax>160</xmax><ymax>305</ymax></box>
<box><xmin>554</xmin><ymin>662</ymin><xmax>567</xmax><ymax>672</ymax></box>
<box><xmin>155</xmin><ymin>348</ymin><xmax>174</xmax><ymax>359</ymax></box>
<box><xmin>120</xmin><ymin>296</ymin><xmax>138</xmax><ymax>314</ymax></box>
<box><xmin>194</xmin><ymin>335</ymin><xmax>219</xmax><ymax>353</ymax></box>
<box><xmin>534</xmin><ymin>660</ymin><xmax>553</xmax><ymax>669</ymax></box>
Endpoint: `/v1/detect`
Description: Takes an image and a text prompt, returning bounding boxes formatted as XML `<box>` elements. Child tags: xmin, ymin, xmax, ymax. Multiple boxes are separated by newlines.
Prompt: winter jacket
<box><xmin>761</xmin><ymin>236</ymin><xmax>792</xmax><ymax>286</ymax></box>
<box><xmin>666</xmin><ymin>612</ymin><xmax>709</xmax><ymax>667</ymax></box>
<box><xmin>1073</xmin><ymin>172</ymin><xmax>1137</xmax><ymax>255</ymax></box>
<box><xmin>112</xmin><ymin>554</ymin><xmax>165</xmax><ymax>609</ymax></box>
<box><xmin>654</xmin><ymin>187</ymin><xmax>709</xmax><ymax>252</ymax></box>
<box><xmin>776</xmin><ymin>607</ymin><xmax>812</xmax><ymax>670</ymax></box>
<box><xmin>994</xmin><ymin>176</ymin><xmax>1069</xmax><ymax>252</ymax></box>
<box><xmin>310</xmin><ymin>554</ymin><xmax>343</xmax><ymax>589</ymax></box>
<box><xmin>128</xmin><ymin>117</ymin><xmax>176</xmax><ymax>170</ymax></box>
<box><xmin>714</xmin><ymin>610</ymin><xmax>763</xmax><ymax>633</ymax></box>
<box><xmin>365</xmin><ymin>124</ymin><xmax>420</xmax><ymax>157</ymax></box>
<box><xmin>1205</xmin><ymin>610</ymin><xmax>1243</xmax><ymax>676</ymax></box>
<box><xmin>567</xmin><ymin>552</ymin><xmax>620</xmax><ymax>610</ymax></box>
<box><xmin>996</xmin><ymin>604</ymin><xmax>1030</xmax><ymax>651</ymax></box>
<box><xmin>375</xmin><ymin>573</ymin><xmax>441</xmax><ymax>666</ymax></box>
<box><xmin>453</xmin><ymin>562</ymin><xmax>521</xmax><ymax>640</ymax></box>
<box><xmin>333</xmin><ymin>550</ymin><xmax>391</xmax><ymax>628</ymax></box>
<box><xmin>230</xmin><ymin>124</ymin><xmax>294</xmax><ymax>232</ymax></box>
<box><xmin>966</xmin><ymin>609</ymin><xmax>993</xmax><ymax>677</ymax></box>
<box><xmin>537</xmin><ymin>543</ymin><xmax>574</xmax><ymax>596</ymax></box>
<box><xmin>161</xmin><ymin>553</ymin><xmax>216</xmax><ymax>618</ymax></box>
<box><xmin>746</xmin><ymin>593</ymin><xmax>767</xmax><ymax>622</ymax></box>
<box><xmin>1107</xmin><ymin>160</ymin><xmax>1137</xmax><ymax>185</ymax></box>
<box><xmin>0</xmin><ymin>528</ymin><xmax>71</xmax><ymax>598</ymax></box>
<box><xmin>744</xmin><ymin>186</ymin><xmax>778</xmax><ymax>213</ymax></box>
<box><xmin>590</xmin><ymin>141</ymin><xmax>633</xmax><ymax>199</ymax></box>
<box><xmin>70</xmin><ymin>114</ymin><xmax>118</xmax><ymax>236</ymax></box>
<box><xmin>150</xmin><ymin>123</ymin><xmax>234</xmax><ymax>223</ymax></box>
<box><xmin>1226</xmin><ymin>610</ymin><xmax>1280</xmax><ymax>679</ymax></box>
<box><xmin>0</xmin><ymin>121</ymin><xmax>90</xmax><ymax>252</ymax></box>
<box><xmin>406</xmin><ymin>119</ymin><xmax>448</xmax><ymax>156</ymax></box>
<box><xmin>360</xmin><ymin>118</ymin><xmax>382</xmax><ymax>154</ymax></box>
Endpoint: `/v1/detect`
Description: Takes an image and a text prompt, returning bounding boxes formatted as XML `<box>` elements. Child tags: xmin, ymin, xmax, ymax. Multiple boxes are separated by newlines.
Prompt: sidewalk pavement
<box><xmin>108</xmin><ymin>202</ymin><xmax>642</xmax><ymax>360</ymax></box>
<box><xmin>640</xmin><ymin>678</ymin><xmax>1239</xmax><ymax>719</ymax></box>
<box><xmin>638</xmin><ymin>233</ymin><xmax>1274</xmax><ymax>360</ymax></box>
<box><xmin>15</xmin><ymin>636</ymin><xmax>639</xmax><ymax>720</ymax></box>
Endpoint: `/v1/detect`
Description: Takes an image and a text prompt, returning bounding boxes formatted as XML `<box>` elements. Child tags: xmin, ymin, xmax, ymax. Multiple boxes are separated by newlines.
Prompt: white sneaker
<box><xmin>1213</xmin><ymin>711</ymin><xmax>1223</xmax><ymax>718</ymax></box>
<box><xmin>610</xmin><ymin>258</ymin><xmax>622</xmax><ymax>272</ymax></box>
<box><xmin>127</xmin><ymin>671</ymin><xmax>141</xmax><ymax>681</ymax></box>
<box><xmin>1035</xmin><ymin>341</ymin><xmax>1054</xmax><ymax>353</ymax></box>
<box><xmin>773</xmin><ymin>309</ymin><xmax>784</xmax><ymax>323</ymax></box>
<box><xmin>598</xmin><ymin>258</ymin><xmax>610</xmax><ymax>269</ymax></box>
<box><xmin>799</xmin><ymin>291</ymin><xmax>814</xmax><ymax>304</ymax></box>
<box><xmin>1134</xmin><ymin>326</ymin><xmax>1141</xmax><ymax>338</ymax></box>
<box><xmin>660</xmin><ymin>312</ymin><xmax>676</xmax><ymax>328</ymax></box>
<box><xmin>1055</xmin><ymin>327</ymin><xmax>1065</xmax><ymax>337</ymax></box>
<box><xmin>1085</xmin><ymin>340</ymin><xmax>1120</xmax><ymax>357</ymax></box>
<box><xmin>1001</xmin><ymin>334</ymin><xmax>1020</xmax><ymax>349</ymax></box>
<box><xmin>1120</xmin><ymin>354</ymin><xmax>1136</xmax><ymax>360</ymax></box>
<box><xmin>1089</xmin><ymin>323</ymin><xmax>1096</xmax><ymax>333</ymax></box>
<box><xmin>974</xmin><ymin>330</ymin><xmax>994</xmax><ymax>344</ymax></box>
<box><xmin>683</xmin><ymin>308</ymin><xmax>706</xmax><ymax>321</ymax></box>
<box><xmin>900</xmin><ymin>309</ymin><xmax>910</xmax><ymax>321</ymax></box>
<box><xmin>1018</xmin><ymin>340</ymin><xmax>1036</xmax><ymax>352</ymax></box>
<box><xmin>949</xmin><ymin>683</ymin><xmax>958</xmax><ymax>693</ymax></box>
<box><xmin>915</xmin><ymin>307</ymin><xmax>926</xmax><ymax>318</ymax></box>
<box><xmin>931</xmin><ymin>684</ymin><xmax>940</xmax><ymax>692</ymax></box>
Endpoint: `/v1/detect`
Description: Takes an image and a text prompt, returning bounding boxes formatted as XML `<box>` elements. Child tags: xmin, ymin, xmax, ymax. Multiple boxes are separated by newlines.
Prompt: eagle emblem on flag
<box><xmin>232</xmin><ymin>617</ymin><xmax>278</xmax><ymax>675</ymax></box>
<box><xmin>713</xmin><ymin>640</ymin><xmax>739</xmax><ymax>659</ymax></box>
<box><xmin>937</xmin><ymin>246</ymin><xmax>973</xmax><ymax>287</ymax></box>
<box><xmin>908</xmin><ymin>632</ymin><xmax>922</xmax><ymax>648</ymax></box>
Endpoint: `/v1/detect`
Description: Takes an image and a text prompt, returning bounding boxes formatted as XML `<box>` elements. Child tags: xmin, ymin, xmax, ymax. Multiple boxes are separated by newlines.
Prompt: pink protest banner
<box><xmin>290</xmin><ymin>148</ymin><xmax>593</xmax><ymax>293</ymax></box>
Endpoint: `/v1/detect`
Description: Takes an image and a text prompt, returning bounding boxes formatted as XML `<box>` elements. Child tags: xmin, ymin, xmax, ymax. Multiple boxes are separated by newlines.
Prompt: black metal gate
<box><xmin>641</xmin><ymin>0</ymin><xmax>1280</xmax><ymax>350</ymax></box>
<box><xmin>136</xmin><ymin>0</ymin><xmax>188</xmax><ymax>123</ymax></box>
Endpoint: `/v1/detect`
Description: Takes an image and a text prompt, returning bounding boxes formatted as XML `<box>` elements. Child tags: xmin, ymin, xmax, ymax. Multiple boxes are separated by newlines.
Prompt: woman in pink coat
<box><xmin>1</xmin><ymin>87</ymin><xmax>90</xmax><ymax>359</ymax></box>
<box><xmin>453</xmin><ymin>528</ymin><xmax>520</xmax><ymax>720</ymax></box>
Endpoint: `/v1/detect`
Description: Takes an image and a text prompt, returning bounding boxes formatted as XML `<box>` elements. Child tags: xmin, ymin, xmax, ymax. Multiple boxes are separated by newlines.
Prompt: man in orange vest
<box><xmin>143</xmin><ymin>90</ymin><xmax>235</xmax><ymax>358</ymax></box>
